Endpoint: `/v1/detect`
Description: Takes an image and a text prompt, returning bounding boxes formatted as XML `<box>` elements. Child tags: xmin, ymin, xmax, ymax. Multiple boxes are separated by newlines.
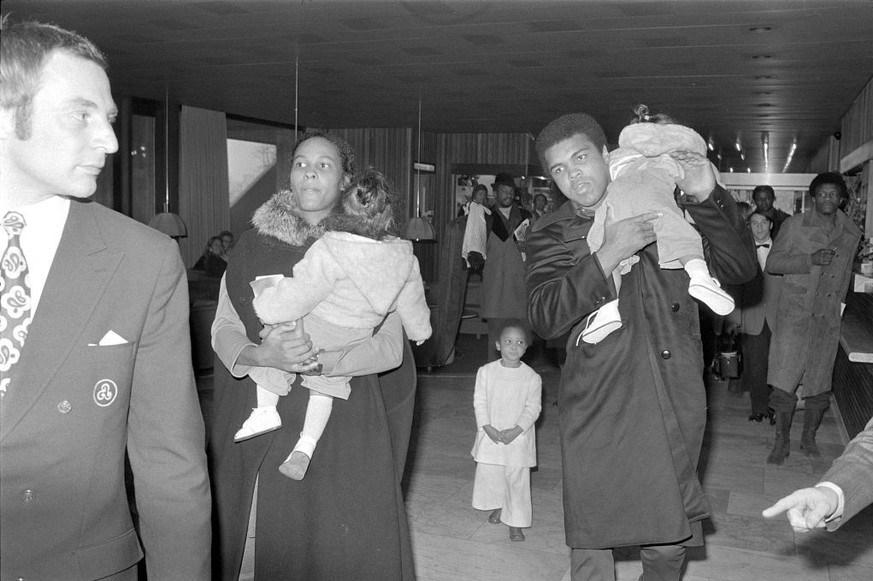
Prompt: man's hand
<box><xmin>762</xmin><ymin>486</ymin><xmax>840</xmax><ymax>532</ymax></box>
<box><xmin>500</xmin><ymin>425</ymin><xmax>523</xmax><ymax>444</ymax></box>
<box><xmin>483</xmin><ymin>425</ymin><xmax>505</xmax><ymax>444</ymax></box>
<box><xmin>596</xmin><ymin>208</ymin><xmax>659</xmax><ymax>275</ymax></box>
<box><xmin>671</xmin><ymin>150</ymin><xmax>716</xmax><ymax>201</ymax></box>
<box><xmin>249</xmin><ymin>319</ymin><xmax>318</xmax><ymax>373</ymax></box>
<box><xmin>811</xmin><ymin>248</ymin><xmax>836</xmax><ymax>266</ymax></box>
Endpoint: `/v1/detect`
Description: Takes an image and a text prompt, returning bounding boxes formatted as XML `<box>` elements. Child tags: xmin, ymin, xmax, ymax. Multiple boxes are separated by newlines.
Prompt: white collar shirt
<box><xmin>1</xmin><ymin>196</ymin><xmax>70</xmax><ymax>317</ymax></box>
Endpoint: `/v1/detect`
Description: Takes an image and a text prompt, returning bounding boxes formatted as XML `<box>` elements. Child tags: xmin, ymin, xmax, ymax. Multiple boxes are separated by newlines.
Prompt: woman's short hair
<box><xmin>0</xmin><ymin>17</ymin><xmax>107</xmax><ymax>139</ymax></box>
<box><xmin>535</xmin><ymin>113</ymin><xmax>607</xmax><ymax>173</ymax></box>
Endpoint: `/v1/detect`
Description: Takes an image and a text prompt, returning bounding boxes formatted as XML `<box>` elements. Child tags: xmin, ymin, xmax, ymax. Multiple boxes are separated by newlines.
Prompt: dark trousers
<box><xmin>742</xmin><ymin>321</ymin><xmax>772</xmax><ymax>415</ymax></box>
<box><xmin>571</xmin><ymin>544</ymin><xmax>686</xmax><ymax>581</ymax></box>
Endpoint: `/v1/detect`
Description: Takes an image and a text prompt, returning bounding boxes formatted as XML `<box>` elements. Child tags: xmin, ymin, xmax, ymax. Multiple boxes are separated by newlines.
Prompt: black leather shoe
<box><xmin>767</xmin><ymin>410</ymin><xmax>776</xmax><ymax>426</ymax></box>
<box><xmin>749</xmin><ymin>414</ymin><xmax>764</xmax><ymax>422</ymax></box>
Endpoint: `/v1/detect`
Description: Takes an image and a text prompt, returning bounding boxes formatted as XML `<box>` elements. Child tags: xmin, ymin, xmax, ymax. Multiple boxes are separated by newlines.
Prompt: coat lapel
<box><xmin>0</xmin><ymin>201</ymin><xmax>123</xmax><ymax>442</ymax></box>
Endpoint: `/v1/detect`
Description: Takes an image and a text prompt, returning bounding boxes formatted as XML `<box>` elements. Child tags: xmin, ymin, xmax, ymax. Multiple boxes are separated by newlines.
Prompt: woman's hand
<box><xmin>239</xmin><ymin>319</ymin><xmax>319</xmax><ymax>373</ymax></box>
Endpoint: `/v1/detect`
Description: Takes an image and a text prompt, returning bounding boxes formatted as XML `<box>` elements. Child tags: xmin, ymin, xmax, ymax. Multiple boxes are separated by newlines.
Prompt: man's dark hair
<box><xmin>808</xmin><ymin>172</ymin><xmax>847</xmax><ymax>199</ymax></box>
<box><xmin>752</xmin><ymin>185</ymin><xmax>775</xmax><ymax>201</ymax></box>
<box><xmin>535</xmin><ymin>113</ymin><xmax>607</xmax><ymax>174</ymax></box>
<box><xmin>749</xmin><ymin>209</ymin><xmax>773</xmax><ymax>223</ymax></box>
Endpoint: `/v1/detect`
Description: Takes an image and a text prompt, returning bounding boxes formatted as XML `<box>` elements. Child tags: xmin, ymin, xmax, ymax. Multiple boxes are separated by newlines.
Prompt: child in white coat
<box><xmin>471</xmin><ymin>320</ymin><xmax>542</xmax><ymax>541</ymax></box>
<box><xmin>239</xmin><ymin>169</ymin><xmax>432</xmax><ymax>480</ymax></box>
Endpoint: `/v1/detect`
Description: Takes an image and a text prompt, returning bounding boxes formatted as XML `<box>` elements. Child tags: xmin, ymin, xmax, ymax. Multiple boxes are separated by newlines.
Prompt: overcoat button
<box><xmin>20</xmin><ymin>489</ymin><xmax>34</xmax><ymax>502</ymax></box>
<box><xmin>661</xmin><ymin>350</ymin><xmax>671</xmax><ymax>360</ymax></box>
<box><xmin>671</xmin><ymin>302</ymin><xmax>680</xmax><ymax>312</ymax></box>
<box><xmin>58</xmin><ymin>400</ymin><xmax>72</xmax><ymax>413</ymax></box>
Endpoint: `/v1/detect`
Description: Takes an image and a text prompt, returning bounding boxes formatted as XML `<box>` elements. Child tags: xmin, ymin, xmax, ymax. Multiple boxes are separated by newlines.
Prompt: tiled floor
<box><xmin>202</xmin><ymin>339</ymin><xmax>873</xmax><ymax>581</ymax></box>
<box><xmin>404</xmin><ymin>344</ymin><xmax>873</xmax><ymax>581</ymax></box>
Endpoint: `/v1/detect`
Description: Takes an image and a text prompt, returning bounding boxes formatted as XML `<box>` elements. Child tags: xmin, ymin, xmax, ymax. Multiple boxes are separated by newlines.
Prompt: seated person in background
<box><xmin>462</xmin><ymin>184</ymin><xmax>491</xmax><ymax>269</ymax></box>
<box><xmin>192</xmin><ymin>235</ymin><xmax>227</xmax><ymax>277</ymax></box>
<box><xmin>218</xmin><ymin>229</ymin><xmax>234</xmax><ymax>257</ymax></box>
<box><xmin>582</xmin><ymin>104</ymin><xmax>735</xmax><ymax>344</ymax></box>
<box><xmin>239</xmin><ymin>169</ymin><xmax>432</xmax><ymax>480</ymax></box>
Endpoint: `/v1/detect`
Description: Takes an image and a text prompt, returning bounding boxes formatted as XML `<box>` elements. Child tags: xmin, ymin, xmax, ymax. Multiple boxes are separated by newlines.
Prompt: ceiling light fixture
<box><xmin>148</xmin><ymin>85</ymin><xmax>187</xmax><ymax>240</ymax></box>
<box><xmin>782</xmin><ymin>141</ymin><xmax>797</xmax><ymax>173</ymax></box>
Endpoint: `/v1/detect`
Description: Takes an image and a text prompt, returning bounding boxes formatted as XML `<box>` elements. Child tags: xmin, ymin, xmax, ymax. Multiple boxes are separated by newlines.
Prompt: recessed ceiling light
<box><xmin>749</xmin><ymin>26</ymin><xmax>773</xmax><ymax>33</ymax></box>
<box><xmin>755</xmin><ymin>75</ymin><xmax>773</xmax><ymax>80</ymax></box>
<box><xmin>752</xmin><ymin>55</ymin><xmax>772</xmax><ymax>60</ymax></box>
<box><xmin>757</xmin><ymin>103</ymin><xmax>774</xmax><ymax>107</ymax></box>
<box><xmin>754</xmin><ymin>91</ymin><xmax>773</xmax><ymax>96</ymax></box>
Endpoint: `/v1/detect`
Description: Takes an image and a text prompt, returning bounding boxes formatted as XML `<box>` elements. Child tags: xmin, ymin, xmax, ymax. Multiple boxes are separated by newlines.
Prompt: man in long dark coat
<box><xmin>526</xmin><ymin>113</ymin><xmax>756</xmax><ymax>580</ymax></box>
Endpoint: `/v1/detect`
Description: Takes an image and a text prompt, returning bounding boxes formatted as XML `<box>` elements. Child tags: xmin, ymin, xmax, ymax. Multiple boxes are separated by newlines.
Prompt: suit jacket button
<box><xmin>661</xmin><ymin>350</ymin><xmax>672</xmax><ymax>360</ymax></box>
<box><xmin>671</xmin><ymin>302</ymin><xmax>680</xmax><ymax>312</ymax></box>
<box><xmin>20</xmin><ymin>489</ymin><xmax>35</xmax><ymax>503</ymax></box>
<box><xmin>58</xmin><ymin>400</ymin><xmax>72</xmax><ymax>414</ymax></box>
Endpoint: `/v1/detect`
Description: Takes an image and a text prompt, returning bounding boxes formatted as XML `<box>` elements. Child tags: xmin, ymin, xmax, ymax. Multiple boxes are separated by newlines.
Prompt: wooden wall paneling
<box><xmin>841</xmin><ymin>76</ymin><xmax>873</xmax><ymax>155</ymax></box>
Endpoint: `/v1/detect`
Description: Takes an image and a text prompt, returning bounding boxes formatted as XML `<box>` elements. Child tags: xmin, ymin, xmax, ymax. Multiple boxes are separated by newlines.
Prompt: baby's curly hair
<box><xmin>322</xmin><ymin>168</ymin><xmax>397</xmax><ymax>240</ymax></box>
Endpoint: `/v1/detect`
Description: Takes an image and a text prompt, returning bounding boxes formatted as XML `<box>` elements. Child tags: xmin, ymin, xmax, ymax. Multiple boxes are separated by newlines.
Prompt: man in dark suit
<box><xmin>752</xmin><ymin>185</ymin><xmax>790</xmax><ymax>239</ymax></box>
<box><xmin>0</xmin><ymin>19</ymin><xmax>211</xmax><ymax>580</ymax></box>
<box><xmin>764</xmin><ymin>417</ymin><xmax>873</xmax><ymax>531</ymax></box>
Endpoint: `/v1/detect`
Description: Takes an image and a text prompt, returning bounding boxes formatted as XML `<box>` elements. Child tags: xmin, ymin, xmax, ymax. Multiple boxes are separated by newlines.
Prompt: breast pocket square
<box><xmin>88</xmin><ymin>330</ymin><xmax>129</xmax><ymax>347</ymax></box>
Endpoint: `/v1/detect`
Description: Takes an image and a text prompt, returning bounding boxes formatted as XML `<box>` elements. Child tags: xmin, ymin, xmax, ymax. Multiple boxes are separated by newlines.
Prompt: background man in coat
<box><xmin>765</xmin><ymin>172</ymin><xmax>861</xmax><ymax>464</ymax></box>
<box><xmin>472</xmin><ymin>173</ymin><xmax>532</xmax><ymax>359</ymax></box>
<box><xmin>725</xmin><ymin>210</ymin><xmax>782</xmax><ymax>423</ymax></box>
<box><xmin>763</xmin><ymin>416</ymin><xmax>873</xmax><ymax>531</ymax></box>
<box><xmin>751</xmin><ymin>185</ymin><xmax>790</xmax><ymax>239</ymax></box>
<box><xmin>527</xmin><ymin>112</ymin><xmax>756</xmax><ymax>581</ymax></box>
<box><xmin>0</xmin><ymin>19</ymin><xmax>211</xmax><ymax>580</ymax></box>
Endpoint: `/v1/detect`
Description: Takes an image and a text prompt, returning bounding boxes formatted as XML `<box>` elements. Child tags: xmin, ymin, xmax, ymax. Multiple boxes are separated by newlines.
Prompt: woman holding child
<box><xmin>207</xmin><ymin>131</ymin><xmax>416</xmax><ymax>580</ymax></box>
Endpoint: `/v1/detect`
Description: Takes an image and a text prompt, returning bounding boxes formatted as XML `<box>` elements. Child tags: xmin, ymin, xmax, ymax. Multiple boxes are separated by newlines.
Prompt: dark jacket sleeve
<box><xmin>682</xmin><ymin>185</ymin><xmax>757</xmax><ymax>285</ymax></box>
<box><xmin>525</xmin><ymin>216</ymin><xmax>616</xmax><ymax>340</ymax></box>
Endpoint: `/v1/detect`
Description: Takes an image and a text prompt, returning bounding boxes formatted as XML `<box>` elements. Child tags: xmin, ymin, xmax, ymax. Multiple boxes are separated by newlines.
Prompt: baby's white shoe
<box><xmin>234</xmin><ymin>407</ymin><xmax>282</xmax><ymax>442</ymax></box>
<box><xmin>688</xmin><ymin>275</ymin><xmax>734</xmax><ymax>315</ymax></box>
<box><xmin>581</xmin><ymin>299</ymin><xmax>622</xmax><ymax>345</ymax></box>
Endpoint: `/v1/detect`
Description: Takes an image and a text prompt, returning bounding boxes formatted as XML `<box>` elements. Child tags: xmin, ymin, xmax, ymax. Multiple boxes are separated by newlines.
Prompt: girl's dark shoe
<box><xmin>509</xmin><ymin>527</ymin><xmax>525</xmax><ymax>542</ymax></box>
<box><xmin>488</xmin><ymin>508</ymin><xmax>502</xmax><ymax>524</ymax></box>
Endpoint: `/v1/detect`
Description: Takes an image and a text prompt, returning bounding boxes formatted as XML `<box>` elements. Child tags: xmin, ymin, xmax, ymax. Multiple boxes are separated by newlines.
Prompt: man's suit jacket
<box><xmin>735</xmin><ymin>254</ymin><xmax>782</xmax><ymax>336</ymax></box>
<box><xmin>825</xmin><ymin>416</ymin><xmax>873</xmax><ymax>530</ymax></box>
<box><xmin>0</xmin><ymin>199</ymin><xmax>211</xmax><ymax>580</ymax></box>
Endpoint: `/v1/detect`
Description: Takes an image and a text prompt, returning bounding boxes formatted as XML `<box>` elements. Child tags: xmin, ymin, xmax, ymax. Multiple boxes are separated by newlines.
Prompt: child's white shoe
<box><xmin>581</xmin><ymin>299</ymin><xmax>622</xmax><ymax>344</ymax></box>
<box><xmin>234</xmin><ymin>407</ymin><xmax>282</xmax><ymax>442</ymax></box>
<box><xmin>279</xmin><ymin>451</ymin><xmax>311</xmax><ymax>480</ymax></box>
<box><xmin>688</xmin><ymin>275</ymin><xmax>734</xmax><ymax>315</ymax></box>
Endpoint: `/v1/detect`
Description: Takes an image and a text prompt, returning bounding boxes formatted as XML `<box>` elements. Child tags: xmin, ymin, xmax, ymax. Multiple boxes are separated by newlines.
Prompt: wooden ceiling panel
<box><xmin>2</xmin><ymin>0</ymin><xmax>871</xmax><ymax>172</ymax></box>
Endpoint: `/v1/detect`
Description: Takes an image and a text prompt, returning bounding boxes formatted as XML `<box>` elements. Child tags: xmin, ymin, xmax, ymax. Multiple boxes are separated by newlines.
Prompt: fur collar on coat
<box><xmin>251</xmin><ymin>189</ymin><xmax>325</xmax><ymax>247</ymax></box>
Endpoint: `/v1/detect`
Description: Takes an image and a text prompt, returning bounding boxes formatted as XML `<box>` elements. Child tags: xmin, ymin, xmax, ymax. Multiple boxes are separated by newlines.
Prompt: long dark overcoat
<box><xmin>526</xmin><ymin>187</ymin><xmax>756</xmax><ymax>548</ymax></box>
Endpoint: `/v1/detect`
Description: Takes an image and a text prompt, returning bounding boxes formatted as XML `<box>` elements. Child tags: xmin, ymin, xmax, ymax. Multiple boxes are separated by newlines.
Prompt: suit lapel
<box><xmin>0</xmin><ymin>201</ymin><xmax>123</xmax><ymax>442</ymax></box>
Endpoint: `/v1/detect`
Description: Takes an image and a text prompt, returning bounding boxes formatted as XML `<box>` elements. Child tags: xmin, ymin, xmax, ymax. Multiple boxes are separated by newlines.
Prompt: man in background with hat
<box><xmin>468</xmin><ymin>173</ymin><xmax>532</xmax><ymax>358</ymax></box>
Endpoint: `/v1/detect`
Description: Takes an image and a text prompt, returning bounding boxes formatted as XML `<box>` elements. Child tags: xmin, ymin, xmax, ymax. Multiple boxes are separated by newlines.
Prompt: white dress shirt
<box><xmin>1</xmin><ymin>196</ymin><xmax>70</xmax><ymax>318</ymax></box>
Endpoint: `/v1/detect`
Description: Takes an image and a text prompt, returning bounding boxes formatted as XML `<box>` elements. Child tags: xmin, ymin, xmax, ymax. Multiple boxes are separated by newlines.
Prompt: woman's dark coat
<box><xmin>207</xmin><ymin>192</ymin><xmax>416</xmax><ymax>580</ymax></box>
<box><xmin>526</xmin><ymin>186</ymin><xmax>756</xmax><ymax>548</ymax></box>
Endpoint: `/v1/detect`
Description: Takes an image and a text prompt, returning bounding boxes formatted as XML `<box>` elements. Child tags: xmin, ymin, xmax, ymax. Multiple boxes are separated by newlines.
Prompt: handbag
<box><xmin>713</xmin><ymin>332</ymin><xmax>742</xmax><ymax>379</ymax></box>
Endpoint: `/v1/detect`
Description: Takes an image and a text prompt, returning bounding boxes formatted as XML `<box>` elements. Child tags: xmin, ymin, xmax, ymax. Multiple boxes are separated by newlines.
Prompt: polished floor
<box><xmin>205</xmin><ymin>339</ymin><xmax>873</xmax><ymax>581</ymax></box>
<box><xmin>403</xmin><ymin>345</ymin><xmax>873</xmax><ymax>581</ymax></box>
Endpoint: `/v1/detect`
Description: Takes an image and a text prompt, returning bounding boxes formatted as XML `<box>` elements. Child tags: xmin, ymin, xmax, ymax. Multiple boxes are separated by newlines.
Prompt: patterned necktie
<box><xmin>0</xmin><ymin>211</ymin><xmax>32</xmax><ymax>399</ymax></box>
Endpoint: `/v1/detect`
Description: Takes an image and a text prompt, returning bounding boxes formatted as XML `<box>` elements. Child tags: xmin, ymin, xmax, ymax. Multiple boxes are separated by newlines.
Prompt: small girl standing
<box><xmin>471</xmin><ymin>320</ymin><xmax>542</xmax><ymax>541</ymax></box>
<box><xmin>239</xmin><ymin>169</ymin><xmax>432</xmax><ymax>480</ymax></box>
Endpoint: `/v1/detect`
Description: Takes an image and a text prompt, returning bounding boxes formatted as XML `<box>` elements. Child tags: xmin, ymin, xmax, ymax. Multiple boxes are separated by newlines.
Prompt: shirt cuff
<box><xmin>816</xmin><ymin>481</ymin><xmax>845</xmax><ymax>523</ymax></box>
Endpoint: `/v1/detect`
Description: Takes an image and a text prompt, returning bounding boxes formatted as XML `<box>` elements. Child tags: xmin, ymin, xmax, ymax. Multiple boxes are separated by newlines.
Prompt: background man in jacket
<box><xmin>765</xmin><ymin>172</ymin><xmax>861</xmax><ymax>464</ymax></box>
<box><xmin>0</xmin><ymin>19</ymin><xmax>211</xmax><ymax>580</ymax></box>
<box><xmin>527</xmin><ymin>112</ymin><xmax>756</xmax><ymax>581</ymax></box>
